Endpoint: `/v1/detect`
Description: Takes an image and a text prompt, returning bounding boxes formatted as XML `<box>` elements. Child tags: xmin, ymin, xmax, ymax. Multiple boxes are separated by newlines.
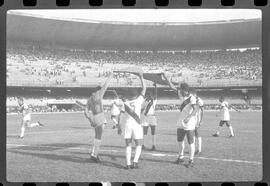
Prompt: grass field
<box><xmin>6</xmin><ymin>111</ymin><xmax>262</xmax><ymax>182</ymax></box>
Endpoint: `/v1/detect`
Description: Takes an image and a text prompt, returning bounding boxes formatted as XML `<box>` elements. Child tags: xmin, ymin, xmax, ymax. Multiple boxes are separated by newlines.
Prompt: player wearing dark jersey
<box><xmin>84</xmin><ymin>72</ymin><xmax>113</xmax><ymax>163</ymax></box>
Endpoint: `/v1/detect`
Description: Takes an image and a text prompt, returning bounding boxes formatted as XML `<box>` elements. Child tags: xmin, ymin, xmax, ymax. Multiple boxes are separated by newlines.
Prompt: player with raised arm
<box><xmin>118</xmin><ymin>70</ymin><xmax>146</xmax><ymax>169</ymax></box>
<box><xmin>175</xmin><ymin>83</ymin><xmax>198</xmax><ymax>168</ymax></box>
<box><xmin>142</xmin><ymin>83</ymin><xmax>158</xmax><ymax>151</ymax></box>
<box><xmin>213</xmin><ymin>96</ymin><xmax>241</xmax><ymax>138</ymax></box>
<box><xmin>84</xmin><ymin>72</ymin><xmax>113</xmax><ymax>163</ymax></box>
<box><xmin>17</xmin><ymin>97</ymin><xmax>44</xmax><ymax>139</ymax></box>
<box><xmin>190</xmin><ymin>89</ymin><xmax>204</xmax><ymax>155</ymax></box>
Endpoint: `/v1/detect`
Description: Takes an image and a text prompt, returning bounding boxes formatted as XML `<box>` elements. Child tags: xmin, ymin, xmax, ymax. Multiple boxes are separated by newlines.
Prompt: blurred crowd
<box><xmin>7</xmin><ymin>45</ymin><xmax>262</xmax><ymax>87</ymax></box>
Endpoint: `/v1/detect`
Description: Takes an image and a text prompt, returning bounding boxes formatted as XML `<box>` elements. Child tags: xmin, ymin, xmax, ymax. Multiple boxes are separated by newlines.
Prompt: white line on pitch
<box><xmin>7</xmin><ymin>143</ymin><xmax>262</xmax><ymax>165</ymax></box>
<box><xmin>7</xmin><ymin>129</ymin><xmax>91</xmax><ymax>136</ymax></box>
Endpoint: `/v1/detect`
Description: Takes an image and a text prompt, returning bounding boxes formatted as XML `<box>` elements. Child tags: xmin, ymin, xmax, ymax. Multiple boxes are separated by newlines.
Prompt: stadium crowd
<box><xmin>7</xmin><ymin>44</ymin><xmax>262</xmax><ymax>87</ymax></box>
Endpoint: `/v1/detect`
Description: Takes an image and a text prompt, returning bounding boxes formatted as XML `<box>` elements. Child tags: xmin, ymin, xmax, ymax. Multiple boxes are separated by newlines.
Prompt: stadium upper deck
<box><xmin>7</xmin><ymin>10</ymin><xmax>261</xmax><ymax>50</ymax></box>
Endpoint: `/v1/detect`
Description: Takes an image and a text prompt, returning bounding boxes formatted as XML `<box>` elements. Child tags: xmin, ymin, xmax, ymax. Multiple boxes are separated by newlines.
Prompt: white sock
<box><xmin>152</xmin><ymin>135</ymin><xmax>156</xmax><ymax>146</ymax></box>
<box><xmin>197</xmin><ymin>137</ymin><xmax>202</xmax><ymax>152</ymax></box>
<box><xmin>178</xmin><ymin>141</ymin><xmax>185</xmax><ymax>159</ymax></box>
<box><xmin>91</xmin><ymin>139</ymin><xmax>101</xmax><ymax>157</ymax></box>
<box><xmin>95</xmin><ymin>139</ymin><xmax>101</xmax><ymax>156</ymax></box>
<box><xmin>20</xmin><ymin>127</ymin><xmax>25</xmax><ymax>137</ymax></box>
<box><xmin>190</xmin><ymin>142</ymin><xmax>195</xmax><ymax>161</ymax></box>
<box><xmin>143</xmin><ymin>135</ymin><xmax>146</xmax><ymax>146</ymax></box>
<box><xmin>133</xmin><ymin>145</ymin><xmax>142</xmax><ymax>163</ymax></box>
<box><xmin>29</xmin><ymin>122</ymin><xmax>39</xmax><ymax>128</ymax></box>
<box><xmin>126</xmin><ymin>146</ymin><xmax>132</xmax><ymax>166</ymax></box>
<box><xmin>229</xmin><ymin>126</ymin><xmax>234</xmax><ymax>136</ymax></box>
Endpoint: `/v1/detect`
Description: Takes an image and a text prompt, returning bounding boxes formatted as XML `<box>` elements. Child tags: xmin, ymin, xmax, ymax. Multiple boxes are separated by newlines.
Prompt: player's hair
<box><xmin>17</xmin><ymin>97</ymin><xmax>23</xmax><ymax>101</ymax></box>
<box><xmin>219</xmin><ymin>96</ymin><xmax>225</xmax><ymax>101</ymax></box>
<box><xmin>189</xmin><ymin>88</ymin><xmax>197</xmax><ymax>95</ymax></box>
<box><xmin>179</xmin><ymin>83</ymin><xmax>190</xmax><ymax>92</ymax></box>
<box><xmin>92</xmin><ymin>86</ymin><xmax>102</xmax><ymax>93</ymax></box>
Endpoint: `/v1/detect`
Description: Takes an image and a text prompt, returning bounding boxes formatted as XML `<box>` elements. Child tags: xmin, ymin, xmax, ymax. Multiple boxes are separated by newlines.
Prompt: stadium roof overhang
<box><xmin>7</xmin><ymin>14</ymin><xmax>261</xmax><ymax>50</ymax></box>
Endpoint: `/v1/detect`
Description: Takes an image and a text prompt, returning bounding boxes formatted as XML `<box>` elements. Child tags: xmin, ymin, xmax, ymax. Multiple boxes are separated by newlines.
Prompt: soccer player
<box><xmin>111</xmin><ymin>91</ymin><xmax>121</xmax><ymax>129</ymax></box>
<box><xmin>119</xmin><ymin>71</ymin><xmax>146</xmax><ymax>169</ymax></box>
<box><xmin>190</xmin><ymin>89</ymin><xmax>204</xmax><ymax>155</ymax></box>
<box><xmin>175</xmin><ymin>83</ymin><xmax>198</xmax><ymax>168</ymax></box>
<box><xmin>213</xmin><ymin>96</ymin><xmax>241</xmax><ymax>137</ymax></box>
<box><xmin>84</xmin><ymin>72</ymin><xmax>113</xmax><ymax>163</ymax></box>
<box><xmin>142</xmin><ymin>83</ymin><xmax>158</xmax><ymax>151</ymax></box>
<box><xmin>17</xmin><ymin>97</ymin><xmax>44</xmax><ymax>139</ymax></box>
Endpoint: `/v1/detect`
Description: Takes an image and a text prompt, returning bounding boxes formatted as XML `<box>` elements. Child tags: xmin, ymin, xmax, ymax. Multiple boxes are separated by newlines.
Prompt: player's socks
<box><xmin>133</xmin><ymin>145</ymin><xmax>142</xmax><ymax>163</ymax></box>
<box><xmin>152</xmin><ymin>135</ymin><xmax>156</xmax><ymax>149</ymax></box>
<box><xmin>197</xmin><ymin>137</ymin><xmax>202</xmax><ymax>152</ymax></box>
<box><xmin>20</xmin><ymin>127</ymin><xmax>25</xmax><ymax>138</ymax></box>
<box><xmin>189</xmin><ymin>143</ymin><xmax>195</xmax><ymax>161</ymax></box>
<box><xmin>126</xmin><ymin>146</ymin><xmax>132</xmax><ymax>166</ymax></box>
<box><xmin>94</xmin><ymin>139</ymin><xmax>101</xmax><ymax>157</ymax></box>
<box><xmin>29</xmin><ymin>122</ymin><xmax>40</xmax><ymax>128</ymax></box>
<box><xmin>178</xmin><ymin>141</ymin><xmax>185</xmax><ymax>158</ymax></box>
<box><xmin>229</xmin><ymin>126</ymin><xmax>234</xmax><ymax>136</ymax></box>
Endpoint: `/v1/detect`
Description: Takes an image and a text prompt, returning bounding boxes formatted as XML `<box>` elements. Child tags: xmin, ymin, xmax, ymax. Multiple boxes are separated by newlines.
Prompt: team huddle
<box><xmin>16</xmin><ymin>70</ymin><xmax>240</xmax><ymax>169</ymax></box>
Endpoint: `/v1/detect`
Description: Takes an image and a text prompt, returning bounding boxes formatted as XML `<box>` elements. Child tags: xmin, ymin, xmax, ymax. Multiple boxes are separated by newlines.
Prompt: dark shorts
<box><xmin>177</xmin><ymin>128</ymin><xmax>195</xmax><ymax>144</ymax></box>
<box><xmin>219</xmin><ymin>120</ymin><xmax>230</xmax><ymax>127</ymax></box>
<box><xmin>194</xmin><ymin>126</ymin><xmax>200</xmax><ymax>138</ymax></box>
<box><xmin>143</xmin><ymin>125</ymin><xmax>156</xmax><ymax>135</ymax></box>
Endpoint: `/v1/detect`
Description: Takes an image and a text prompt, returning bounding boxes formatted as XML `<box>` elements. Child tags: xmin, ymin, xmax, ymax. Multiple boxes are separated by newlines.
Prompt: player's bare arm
<box><xmin>230</xmin><ymin>104</ymin><xmax>241</xmax><ymax>113</ymax></box>
<box><xmin>154</xmin><ymin>83</ymin><xmax>158</xmax><ymax>100</ymax></box>
<box><xmin>99</xmin><ymin>71</ymin><xmax>114</xmax><ymax>98</ymax></box>
<box><xmin>139</xmin><ymin>72</ymin><xmax>146</xmax><ymax>96</ymax></box>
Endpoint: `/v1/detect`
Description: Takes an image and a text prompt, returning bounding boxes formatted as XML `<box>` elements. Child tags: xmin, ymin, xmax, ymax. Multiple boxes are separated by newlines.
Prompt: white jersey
<box><xmin>143</xmin><ymin>99</ymin><xmax>157</xmax><ymax>116</ymax></box>
<box><xmin>220</xmin><ymin>101</ymin><xmax>230</xmax><ymax>121</ymax></box>
<box><xmin>178</xmin><ymin>95</ymin><xmax>197</xmax><ymax>130</ymax></box>
<box><xmin>20</xmin><ymin>103</ymin><xmax>31</xmax><ymax>121</ymax></box>
<box><xmin>196</xmin><ymin>97</ymin><xmax>204</xmax><ymax>126</ymax></box>
<box><xmin>111</xmin><ymin>98</ymin><xmax>121</xmax><ymax>116</ymax></box>
<box><xmin>122</xmin><ymin>95</ymin><xmax>144</xmax><ymax>125</ymax></box>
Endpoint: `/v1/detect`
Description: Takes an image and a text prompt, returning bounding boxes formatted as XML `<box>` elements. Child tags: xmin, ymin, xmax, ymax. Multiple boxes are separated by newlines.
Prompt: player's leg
<box><xmin>124</xmin><ymin>123</ymin><xmax>133</xmax><ymax>169</ymax></box>
<box><xmin>175</xmin><ymin>128</ymin><xmax>185</xmax><ymax>163</ymax></box>
<box><xmin>19</xmin><ymin>120</ymin><xmax>27</xmax><ymax>138</ymax></box>
<box><xmin>90</xmin><ymin>124</ymin><xmax>104</xmax><ymax>162</ymax></box>
<box><xmin>213</xmin><ymin>121</ymin><xmax>224</xmax><ymax>137</ymax></box>
<box><xmin>150</xmin><ymin>116</ymin><xmax>157</xmax><ymax>150</ymax></box>
<box><xmin>142</xmin><ymin>126</ymin><xmax>148</xmax><ymax>149</ymax></box>
<box><xmin>226</xmin><ymin>121</ymin><xmax>235</xmax><ymax>137</ymax></box>
<box><xmin>132</xmin><ymin>124</ymin><xmax>143</xmax><ymax>169</ymax></box>
<box><xmin>111</xmin><ymin>115</ymin><xmax>118</xmax><ymax>128</ymax></box>
<box><xmin>186</xmin><ymin>130</ymin><xmax>195</xmax><ymax>167</ymax></box>
<box><xmin>194</xmin><ymin>127</ymin><xmax>202</xmax><ymax>154</ymax></box>
<box><xmin>150</xmin><ymin>125</ymin><xmax>156</xmax><ymax>150</ymax></box>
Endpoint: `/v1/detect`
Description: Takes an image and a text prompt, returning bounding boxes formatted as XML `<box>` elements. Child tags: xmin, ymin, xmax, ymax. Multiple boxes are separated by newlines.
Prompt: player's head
<box><xmin>189</xmin><ymin>88</ymin><xmax>197</xmax><ymax>96</ymax></box>
<box><xmin>121</xmin><ymin>88</ymin><xmax>138</xmax><ymax>100</ymax></box>
<box><xmin>17</xmin><ymin>97</ymin><xmax>23</xmax><ymax>105</ymax></box>
<box><xmin>179</xmin><ymin>83</ymin><xmax>190</xmax><ymax>97</ymax></box>
<box><xmin>91</xmin><ymin>86</ymin><xmax>102</xmax><ymax>96</ymax></box>
<box><xmin>219</xmin><ymin>96</ymin><xmax>225</xmax><ymax>102</ymax></box>
<box><xmin>146</xmin><ymin>91</ymin><xmax>153</xmax><ymax>100</ymax></box>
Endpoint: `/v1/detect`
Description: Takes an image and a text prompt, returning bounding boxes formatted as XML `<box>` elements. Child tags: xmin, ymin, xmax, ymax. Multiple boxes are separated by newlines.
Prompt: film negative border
<box><xmin>0</xmin><ymin>0</ymin><xmax>269</xmax><ymax>7</ymax></box>
<box><xmin>0</xmin><ymin>0</ymin><xmax>269</xmax><ymax>186</ymax></box>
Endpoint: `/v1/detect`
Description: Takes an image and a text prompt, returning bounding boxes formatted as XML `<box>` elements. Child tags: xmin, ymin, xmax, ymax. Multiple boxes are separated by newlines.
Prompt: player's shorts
<box><xmin>124</xmin><ymin>122</ymin><xmax>143</xmax><ymax>140</ymax></box>
<box><xmin>177</xmin><ymin>128</ymin><xmax>195</xmax><ymax>144</ymax></box>
<box><xmin>93</xmin><ymin>112</ymin><xmax>106</xmax><ymax>127</ymax></box>
<box><xmin>194</xmin><ymin>126</ymin><xmax>200</xmax><ymax>138</ymax></box>
<box><xmin>219</xmin><ymin>120</ymin><xmax>230</xmax><ymax>127</ymax></box>
<box><xmin>23</xmin><ymin>114</ymin><xmax>31</xmax><ymax>121</ymax></box>
<box><xmin>143</xmin><ymin>125</ymin><xmax>156</xmax><ymax>135</ymax></box>
<box><xmin>142</xmin><ymin>115</ymin><xmax>157</xmax><ymax>127</ymax></box>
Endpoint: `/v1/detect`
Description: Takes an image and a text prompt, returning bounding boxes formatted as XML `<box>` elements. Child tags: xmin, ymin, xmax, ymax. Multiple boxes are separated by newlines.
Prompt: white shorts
<box><xmin>142</xmin><ymin>115</ymin><xmax>157</xmax><ymax>127</ymax></box>
<box><xmin>124</xmin><ymin>122</ymin><xmax>143</xmax><ymax>140</ymax></box>
<box><xmin>23</xmin><ymin>114</ymin><xmax>31</xmax><ymax>121</ymax></box>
